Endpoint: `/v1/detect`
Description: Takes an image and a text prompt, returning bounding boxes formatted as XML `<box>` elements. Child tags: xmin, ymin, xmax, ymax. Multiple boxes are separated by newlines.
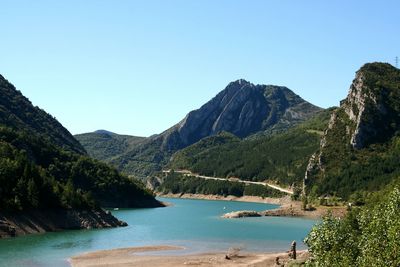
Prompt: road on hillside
<box><xmin>162</xmin><ymin>170</ymin><xmax>293</xmax><ymax>195</ymax></box>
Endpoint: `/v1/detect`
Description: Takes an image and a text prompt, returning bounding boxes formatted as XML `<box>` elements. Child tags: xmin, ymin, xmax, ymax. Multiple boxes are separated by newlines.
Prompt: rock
<box><xmin>263</xmin><ymin>207</ymin><xmax>300</xmax><ymax>217</ymax></box>
<box><xmin>222</xmin><ymin>210</ymin><xmax>261</xmax><ymax>218</ymax></box>
<box><xmin>0</xmin><ymin>208</ymin><xmax>129</xmax><ymax>239</ymax></box>
<box><xmin>289</xmin><ymin>240</ymin><xmax>297</xmax><ymax>260</ymax></box>
<box><xmin>147</xmin><ymin>176</ymin><xmax>163</xmax><ymax>191</ymax></box>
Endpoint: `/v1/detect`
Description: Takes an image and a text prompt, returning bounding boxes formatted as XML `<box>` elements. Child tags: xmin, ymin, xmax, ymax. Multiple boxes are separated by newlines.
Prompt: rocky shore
<box><xmin>160</xmin><ymin>193</ymin><xmax>347</xmax><ymax>219</ymax></box>
<box><xmin>222</xmin><ymin>210</ymin><xmax>262</xmax><ymax>218</ymax></box>
<box><xmin>158</xmin><ymin>193</ymin><xmax>290</xmax><ymax>205</ymax></box>
<box><xmin>0</xmin><ymin>208</ymin><xmax>127</xmax><ymax>239</ymax></box>
<box><xmin>222</xmin><ymin>203</ymin><xmax>347</xmax><ymax>219</ymax></box>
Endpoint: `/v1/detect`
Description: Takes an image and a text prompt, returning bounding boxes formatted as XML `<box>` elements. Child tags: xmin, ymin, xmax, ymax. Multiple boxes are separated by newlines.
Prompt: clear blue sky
<box><xmin>1</xmin><ymin>0</ymin><xmax>399</xmax><ymax>136</ymax></box>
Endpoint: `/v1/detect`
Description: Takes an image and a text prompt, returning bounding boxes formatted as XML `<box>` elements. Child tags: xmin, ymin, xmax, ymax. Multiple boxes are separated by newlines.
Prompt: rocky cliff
<box><xmin>304</xmin><ymin>63</ymin><xmax>400</xmax><ymax>198</ymax></box>
<box><xmin>0</xmin><ymin>209</ymin><xmax>127</xmax><ymax>238</ymax></box>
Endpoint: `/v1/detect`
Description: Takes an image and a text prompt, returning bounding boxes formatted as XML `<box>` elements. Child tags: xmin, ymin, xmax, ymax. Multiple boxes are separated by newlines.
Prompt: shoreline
<box><xmin>70</xmin><ymin>196</ymin><xmax>318</xmax><ymax>266</ymax></box>
<box><xmin>157</xmin><ymin>193</ymin><xmax>291</xmax><ymax>205</ymax></box>
<box><xmin>70</xmin><ymin>245</ymin><xmax>309</xmax><ymax>267</ymax></box>
<box><xmin>158</xmin><ymin>193</ymin><xmax>347</xmax><ymax>219</ymax></box>
<box><xmin>0</xmin><ymin>208</ymin><xmax>127</xmax><ymax>239</ymax></box>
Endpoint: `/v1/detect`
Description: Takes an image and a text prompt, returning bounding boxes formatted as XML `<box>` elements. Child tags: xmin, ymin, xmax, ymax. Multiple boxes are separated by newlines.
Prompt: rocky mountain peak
<box><xmin>341</xmin><ymin>62</ymin><xmax>400</xmax><ymax>149</ymax></box>
<box><xmin>304</xmin><ymin>62</ymin><xmax>400</xmax><ymax>195</ymax></box>
<box><xmin>229</xmin><ymin>78</ymin><xmax>251</xmax><ymax>87</ymax></box>
<box><xmin>76</xmin><ymin>79</ymin><xmax>322</xmax><ymax>179</ymax></box>
<box><xmin>161</xmin><ymin>80</ymin><xmax>322</xmax><ymax>151</ymax></box>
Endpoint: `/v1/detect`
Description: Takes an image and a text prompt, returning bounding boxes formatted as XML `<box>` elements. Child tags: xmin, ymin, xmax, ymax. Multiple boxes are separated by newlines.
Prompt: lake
<box><xmin>0</xmin><ymin>197</ymin><xmax>316</xmax><ymax>267</ymax></box>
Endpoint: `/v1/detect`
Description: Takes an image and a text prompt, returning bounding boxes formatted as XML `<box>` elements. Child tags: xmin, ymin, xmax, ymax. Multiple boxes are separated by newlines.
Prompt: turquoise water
<box><xmin>0</xmin><ymin>198</ymin><xmax>316</xmax><ymax>267</ymax></box>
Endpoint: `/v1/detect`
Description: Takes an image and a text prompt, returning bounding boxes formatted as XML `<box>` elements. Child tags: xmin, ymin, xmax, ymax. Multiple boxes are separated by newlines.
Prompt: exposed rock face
<box><xmin>339</xmin><ymin>62</ymin><xmax>400</xmax><ymax>150</ymax></box>
<box><xmin>146</xmin><ymin>176</ymin><xmax>163</xmax><ymax>191</ymax></box>
<box><xmin>304</xmin><ymin>62</ymin><xmax>400</xmax><ymax>195</ymax></box>
<box><xmin>343</xmin><ymin>73</ymin><xmax>370</xmax><ymax>148</ymax></box>
<box><xmin>0</xmin><ymin>208</ymin><xmax>127</xmax><ymax>239</ymax></box>
<box><xmin>342</xmin><ymin>72</ymin><xmax>387</xmax><ymax>149</ymax></box>
<box><xmin>161</xmin><ymin>80</ymin><xmax>322</xmax><ymax>151</ymax></box>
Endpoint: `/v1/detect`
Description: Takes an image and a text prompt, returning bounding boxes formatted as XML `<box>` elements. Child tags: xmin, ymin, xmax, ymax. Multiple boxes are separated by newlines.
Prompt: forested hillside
<box><xmin>168</xmin><ymin>109</ymin><xmax>333</xmax><ymax>187</ymax></box>
<box><xmin>75</xmin><ymin>130</ymin><xmax>146</xmax><ymax>162</ymax></box>
<box><xmin>305</xmin><ymin>63</ymin><xmax>400</xmax><ymax>200</ymax></box>
<box><xmin>0</xmin><ymin>75</ymin><xmax>85</xmax><ymax>154</ymax></box>
<box><xmin>76</xmin><ymin>80</ymin><xmax>322</xmax><ymax>179</ymax></box>
<box><xmin>158</xmin><ymin>172</ymin><xmax>285</xmax><ymax>198</ymax></box>
<box><xmin>0</xmin><ymin>75</ymin><xmax>162</xmax><ymax>214</ymax></box>
<box><xmin>0</xmin><ymin>127</ymin><xmax>160</xmax><ymax>210</ymax></box>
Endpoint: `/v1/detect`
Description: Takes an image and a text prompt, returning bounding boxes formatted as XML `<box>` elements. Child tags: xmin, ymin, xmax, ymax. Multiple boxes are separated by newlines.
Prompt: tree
<box><xmin>305</xmin><ymin>186</ymin><xmax>400</xmax><ymax>266</ymax></box>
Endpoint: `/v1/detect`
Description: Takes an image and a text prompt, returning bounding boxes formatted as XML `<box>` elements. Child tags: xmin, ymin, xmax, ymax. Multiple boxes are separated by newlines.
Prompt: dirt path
<box><xmin>163</xmin><ymin>169</ymin><xmax>294</xmax><ymax>195</ymax></box>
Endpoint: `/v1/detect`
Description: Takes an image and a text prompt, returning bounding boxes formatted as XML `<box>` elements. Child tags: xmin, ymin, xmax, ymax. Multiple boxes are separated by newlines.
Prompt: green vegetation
<box><xmin>305</xmin><ymin>185</ymin><xmax>400</xmax><ymax>266</ymax></box>
<box><xmin>307</xmin><ymin>63</ymin><xmax>400</xmax><ymax>200</ymax></box>
<box><xmin>0</xmin><ymin>74</ymin><xmax>85</xmax><ymax>154</ymax></box>
<box><xmin>158</xmin><ymin>172</ymin><xmax>285</xmax><ymax>198</ymax></box>
<box><xmin>76</xmin><ymin>131</ymin><xmax>173</xmax><ymax>179</ymax></box>
<box><xmin>169</xmin><ymin>109</ymin><xmax>332</xmax><ymax>187</ymax></box>
<box><xmin>0</xmin><ymin>75</ymin><xmax>161</xmax><ymax>211</ymax></box>
<box><xmin>75</xmin><ymin>131</ymin><xmax>146</xmax><ymax>162</ymax></box>
<box><xmin>357</xmin><ymin>63</ymin><xmax>400</xmax><ymax>146</ymax></box>
<box><xmin>75</xmin><ymin>82</ymin><xmax>322</xmax><ymax>179</ymax></box>
<box><xmin>0</xmin><ymin>126</ymin><xmax>159</xmax><ymax>211</ymax></box>
<box><xmin>109</xmin><ymin>136</ymin><xmax>173</xmax><ymax>178</ymax></box>
<box><xmin>303</xmin><ymin>63</ymin><xmax>400</xmax><ymax>266</ymax></box>
<box><xmin>311</xmin><ymin>135</ymin><xmax>400</xmax><ymax>199</ymax></box>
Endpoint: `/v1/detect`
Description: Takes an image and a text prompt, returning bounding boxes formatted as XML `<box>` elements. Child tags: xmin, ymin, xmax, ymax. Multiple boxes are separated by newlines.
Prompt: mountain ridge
<box><xmin>76</xmin><ymin>79</ymin><xmax>323</xmax><ymax>178</ymax></box>
<box><xmin>304</xmin><ymin>62</ymin><xmax>400</xmax><ymax>199</ymax></box>
<box><xmin>160</xmin><ymin>79</ymin><xmax>322</xmax><ymax>150</ymax></box>
<box><xmin>0</xmin><ymin>74</ymin><xmax>163</xmax><ymax>238</ymax></box>
<box><xmin>0</xmin><ymin>74</ymin><xmax>86</xmax><ymax>154</ymax></box>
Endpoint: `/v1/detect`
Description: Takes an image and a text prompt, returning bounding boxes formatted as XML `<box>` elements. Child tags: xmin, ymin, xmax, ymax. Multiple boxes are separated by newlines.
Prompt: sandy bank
<box><xmin>261</xmin><ymin>203</ymin><xmax>347</xmax><ymax>219</ymax></box>
<box><xmin>70</xmin><ymin>245</ymin><xmax>309</xmax><ymax>267</ymax></box>
<box><xmin>158</xmin><ymin>193</ymin><xmax>291</xmax><ymax>205</ymax></box>
<box><xmin>159</xmin><ymin>193</ymin><xmax>347</xmax><ymax>219</ymax></box>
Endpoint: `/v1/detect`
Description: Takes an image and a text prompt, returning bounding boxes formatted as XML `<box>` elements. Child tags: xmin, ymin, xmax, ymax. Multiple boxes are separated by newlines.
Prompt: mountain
<box><xmin>94</xmin><ymin>129</ymin><xmax>116</xmax><ymax>135</ymax></box>
<box><xmin>0</xmin><ymin>75</ymin><xmax>85</xmax><ymax>154</ymax></box>
<box><xmin>159</xmin><ymin>79</ymin><xmax>322</xmax><ymax>151</ymax></box>
<box><xmin>0</xmin><ymin>75</ymin><xmax>163</xmax><ymax>238</ymax></box>
<box><xmin>75</xmin><ymin>131</ymin><xmax>146</xmax><ymax>162</ymax></box>
<box><xmin>304</xmin><ymin>62</ymin><xmax>400</xmax><ymax>199</ymax></box>
<box><xmin>168</xmin><ymin>108</ymin><xmax>332</xmax><ymax>187</ymax></box>
<box><xmin>77</xmin><ymin>80</ymin><xmax>322</xmax><ymax>178</ymax></box>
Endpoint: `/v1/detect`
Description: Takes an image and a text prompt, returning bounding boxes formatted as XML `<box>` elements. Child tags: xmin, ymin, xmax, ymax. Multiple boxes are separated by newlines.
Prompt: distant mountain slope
<box><xmin>0</xmin><ymin>75</ymin><xmax>162</xmax><ymax>238</ymax></box>
<box><xmin>75</xmin><ymin>131</ymin><xmax>146</xmax><ymax>162</ymax></box>
<box><xmin>168</xmin><ymin>108</ymin><xmax>333</xmax><ymax>187</ymax></box>
<box><xmin>79</xmin><ymin>80</ymin><xmax>322</xmax><ymax>178</ymax></box>
<box><xmin>0</xmin><ymin>74</ymin><xmax>85</xmax><ymax>154</ymax></box>
<box><xmin>305</xmin><ymin>63</ymin><xmax>400</xmax><ymax>199</ymax></box>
